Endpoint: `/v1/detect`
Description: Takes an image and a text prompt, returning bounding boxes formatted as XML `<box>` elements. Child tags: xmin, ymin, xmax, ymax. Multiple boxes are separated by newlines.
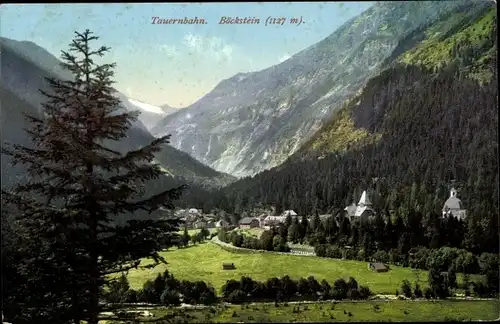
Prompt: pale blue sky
<box><xmin>1</xmin><ymin>2</ymin><xmax>373</xmax><ymax>107</ymax></box>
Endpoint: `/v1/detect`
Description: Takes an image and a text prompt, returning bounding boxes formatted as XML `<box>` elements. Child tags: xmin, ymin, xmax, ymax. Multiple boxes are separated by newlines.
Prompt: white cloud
<box><xmin>279</xmin><ymin>54</ymin><xmax>291</xmax><ymax>63</ymax></box>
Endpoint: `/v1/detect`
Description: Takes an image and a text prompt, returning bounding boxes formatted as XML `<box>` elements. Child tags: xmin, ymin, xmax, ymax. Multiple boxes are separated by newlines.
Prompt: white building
<box><xmin>344</xmin><ymin>190</ymin><xmax>375</xmax><ymax>221</ymax></box>
<box><xmin>188</xmin><ymin>208</ymin><xmax>201</xmax><ymax>215</ymax></box>
<box><xmin>442</xmin><ymin>188</ymin><xmax>467</xmax><ymax>220</ymax></box>
<box><xmin>215</xmin><ymin>219</ymin><xmax>229</xmax><ymax>228</ymax></box>
<box><xmin>263</xmin><ymin>215</ymin><xmax>287</xmax><ymax>227</ymax></box>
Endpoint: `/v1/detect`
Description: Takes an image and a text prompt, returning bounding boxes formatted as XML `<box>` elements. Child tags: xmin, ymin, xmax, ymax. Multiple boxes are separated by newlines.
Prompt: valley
<box><xmin>1</xmin><ymin>1</ymin><xmax>498</xmax><ymax>324</ymax></box>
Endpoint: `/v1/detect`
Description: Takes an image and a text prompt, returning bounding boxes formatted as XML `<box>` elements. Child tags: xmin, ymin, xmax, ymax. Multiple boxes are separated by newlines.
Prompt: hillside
<box><xmin>208</xmin><ymin>2</ymin><xmax>498</xmax><ymax>253</ymax></box>
<box><xmin>152</xmin><ymin>1</ymin><xmax>468</xmax><ymax>177</ymax></box>
<box><xmin>0</xmin><ymin>37</ymin><xmax>235</xmax><ymax>193</ymax></box>
<box><xmin>300</xmin><ymin>3</ymin><xmax>496</xmax><ymax>156</ymax></box>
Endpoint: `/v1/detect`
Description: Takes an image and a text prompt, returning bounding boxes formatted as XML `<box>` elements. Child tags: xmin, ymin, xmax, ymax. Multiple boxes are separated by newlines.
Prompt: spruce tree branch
<box><xmin>108</xmin><ymin>165</ymin><xmax>164</xmax><ymax>184</ymax></box>
<box><xmin>112</xmin><ymin>185</ymin><xmax>187</xmax><ymax>214</ymax></box>
<box><xmin>101</xmin><ymin>135</ymin><xmax>171</xmax><ymax>171</ymax></box>
<box><xmin>100</xmin><ymin>261</ymin><xmax>141</xmax><ymax>276</ymax></box>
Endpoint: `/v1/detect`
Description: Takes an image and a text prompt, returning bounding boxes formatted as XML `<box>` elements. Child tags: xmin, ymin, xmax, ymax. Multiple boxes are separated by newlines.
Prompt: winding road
<box><xmin>210</xmin><ymin>236</ymin><xmax>316</xmax><ymax>257</ymax></box>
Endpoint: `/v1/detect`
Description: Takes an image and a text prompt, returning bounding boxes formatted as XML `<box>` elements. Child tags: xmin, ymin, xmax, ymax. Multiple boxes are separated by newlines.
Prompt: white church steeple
<box><xmin>358</xmin><ymin>191</ymin><xmax>372</xmax><ymax>207</ymax></box>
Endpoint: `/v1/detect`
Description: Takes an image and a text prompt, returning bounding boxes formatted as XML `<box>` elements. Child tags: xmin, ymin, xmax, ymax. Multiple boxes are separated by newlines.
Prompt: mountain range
<box><xmin>151</xmin><ymin>0</ymin><xmax>472</xmax><ymax>178</ymax></box>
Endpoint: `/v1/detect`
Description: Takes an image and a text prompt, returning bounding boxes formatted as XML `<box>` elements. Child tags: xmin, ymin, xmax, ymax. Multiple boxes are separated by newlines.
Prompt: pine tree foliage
<box><xmin>1</xmin><ymin>30</ymin><xmax>186</xmax><ymax>324</ymax></box>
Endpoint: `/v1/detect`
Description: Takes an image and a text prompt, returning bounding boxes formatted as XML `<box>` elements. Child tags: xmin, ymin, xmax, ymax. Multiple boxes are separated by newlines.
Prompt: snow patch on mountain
<box><xmin>125</xmin><ymin>98</ymin><xmax>181</xmax><ymax>132</ymax></box>
<box><xmin>128</xmin><ymin>98</ymin><xmax>166</xmax><ymax>115</ymax></box>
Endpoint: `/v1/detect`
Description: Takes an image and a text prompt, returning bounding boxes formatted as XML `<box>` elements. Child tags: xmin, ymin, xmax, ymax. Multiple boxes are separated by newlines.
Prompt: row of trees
<box><xmin>173</xmin><ymin>227</ymin><xmax>213</xmax><ymax>248</ymax></box>
<box><xmin>221</xmin><ymin>275</ymin><xmax>371</xmax><ymax>304</ymax></box>
<box><xmin>218</xmin><ymin>228</ymin><xmax>290</xmax><ymax>252</ymax></box>
<box><xmin>105</xmin><ymin>270</ymin><xmax>373</xmax><ymax>306</ymax></box>
<box><xmin>285</xmin><ymin>211</ymin><xmax>469</xmax><ymax>254</ymax></box>
<box><xmin>105</xmin><ymin>270</ymin><xmax>218</xmax><ymax>306</ymax></box>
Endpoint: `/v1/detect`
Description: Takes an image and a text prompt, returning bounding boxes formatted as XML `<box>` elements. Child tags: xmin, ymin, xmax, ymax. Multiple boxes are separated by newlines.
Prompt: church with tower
<box><xmin>442</xmin><ymin>187</ymin><xmax>467</xmax><ymax>220</ymax></box>
<box><xmin>344</xmin><ymin>190</ymin><xmax>375</xmax><ymax>221</ymax></box>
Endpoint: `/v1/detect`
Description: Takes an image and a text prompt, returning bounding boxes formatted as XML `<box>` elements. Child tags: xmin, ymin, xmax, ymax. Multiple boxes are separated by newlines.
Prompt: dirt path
<box><xmin>211</xmin><ymin>236</ymin><xmax>316</xmax><ymax>256</ymax></box>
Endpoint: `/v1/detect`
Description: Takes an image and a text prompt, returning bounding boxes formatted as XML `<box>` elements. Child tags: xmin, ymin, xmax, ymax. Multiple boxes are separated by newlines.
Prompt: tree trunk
<box><xmin>87</xmin><ymin>160</ymin><xmax>100</xmax><ymax>324</ymax></box>
<box><xmin>88</xmin><ymin>214</ymin><xmax>100</xmax><ymax>324</ymax></box>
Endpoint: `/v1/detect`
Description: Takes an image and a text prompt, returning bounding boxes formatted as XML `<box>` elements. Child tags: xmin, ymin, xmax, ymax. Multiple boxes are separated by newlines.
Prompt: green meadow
<box><xmin>125</xmin><ymin>241</ymin><xmax>478</xmax><ymax>295</ymax></box>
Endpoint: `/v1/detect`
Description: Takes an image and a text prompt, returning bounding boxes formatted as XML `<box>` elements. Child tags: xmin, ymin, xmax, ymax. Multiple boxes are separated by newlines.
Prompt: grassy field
<box><xmin>124</xmin><ymin>242</ymin><xmax>478</xmax><ymax>295</ymax></box>
<box><xmin>106</xmin><ymin>300</ymin><xmax>499</xmax><ymax>323</ymax></box>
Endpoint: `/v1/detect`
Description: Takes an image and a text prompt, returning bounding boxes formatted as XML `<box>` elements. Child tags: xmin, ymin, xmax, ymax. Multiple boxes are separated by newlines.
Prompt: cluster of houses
<box><xmin>236</xmin><ymin>191</ymin><xmax>378</xmax><ymax>229</ymax></box>
<box><xmin>175</xmin><ymin>208</ymin><xmax>231</xmax><ymax>229</ymax></box>
<box><xmin>238</xmin><ymin>209</ymin><xmax>332</xmax><ymax>230</ymax></box>
<box><xmin>177</xmin><ymin>187</ymin><xmax>466</xmax><ymax>230</ymax></box>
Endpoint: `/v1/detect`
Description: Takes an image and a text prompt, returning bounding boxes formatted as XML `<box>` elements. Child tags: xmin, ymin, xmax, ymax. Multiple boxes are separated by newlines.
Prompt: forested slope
<box><xmin>210</xmin><ymin>3</ymin><xmax>498</xmax><ymax>254</ymax></box>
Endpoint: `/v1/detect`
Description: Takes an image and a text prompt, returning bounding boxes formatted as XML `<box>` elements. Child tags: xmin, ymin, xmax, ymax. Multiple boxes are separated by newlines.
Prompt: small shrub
<box><xmin>347</xmin><ymin>288</ymin><xmax>361</xmax><ymax>300</ymax></box>
<box><xmin>227</xmin><ymin>289</ymin><xmax>246</xmax><ymax>304</ymax></box>
<box><xmin>401</xmin><ymin>280</ymin><xmax>413</xmax><ymax>298</ymax></box>
<box><xmin>359</xmin><ymin>285</ymin><xmax>372</xmax><ymax>299</ymax></box>
<box><xmin>231</xmin><ymin>311</ymin><xmax>238</xmax><ymax>317</ymax></box>
<box><xmin>414</xmin><ymin>283</ymin><xmax>423</xmax><ymax>298</ymax></box>
<box><xmin>248</xmin><ymin>316</ymin><xmax>254</xmax><ymax>320</ymax></box>
<box><xmin>424</xmin><ymin>287</ymin><xmax>434</xmax><ymax>299</ymax></box>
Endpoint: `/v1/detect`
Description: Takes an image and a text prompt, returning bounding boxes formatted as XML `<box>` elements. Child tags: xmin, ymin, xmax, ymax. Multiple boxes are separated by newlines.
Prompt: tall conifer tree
<box><xmin>2</xmin><ymin>30</ymin><xmax>185</xmax><ymax>324</ymax></box>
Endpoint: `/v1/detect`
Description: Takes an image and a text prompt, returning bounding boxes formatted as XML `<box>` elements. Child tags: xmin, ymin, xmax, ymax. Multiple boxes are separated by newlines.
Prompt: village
<box><xmin>176</xmin><ymin>188</ymin><xmax>467</xmax><ymax>231</ymax></box>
